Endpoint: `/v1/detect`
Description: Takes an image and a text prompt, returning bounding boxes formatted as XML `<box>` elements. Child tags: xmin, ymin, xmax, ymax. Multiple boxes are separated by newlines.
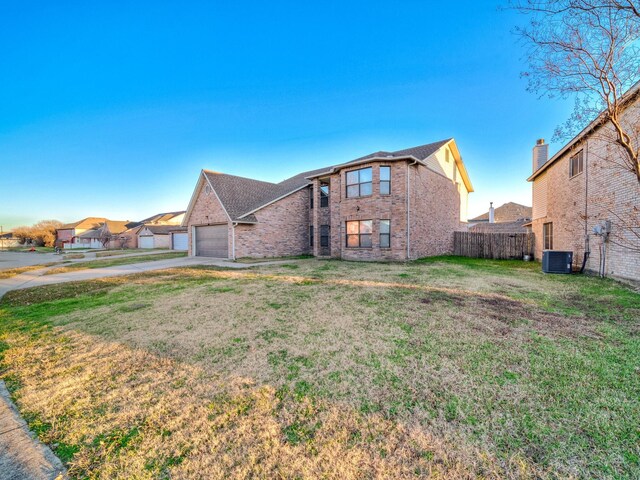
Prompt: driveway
<box><xmin>0</xmin><ymin>256</ymin><xmax>290</xmax><ymax>299</ymax></box>
<box><xmin>0</xmin><ymin>251</ymin><xmax>61</xmax><ymax>269</ymax></box>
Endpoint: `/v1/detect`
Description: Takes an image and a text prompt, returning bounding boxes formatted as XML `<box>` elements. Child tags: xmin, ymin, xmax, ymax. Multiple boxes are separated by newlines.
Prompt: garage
<box><xmin>138</xmin><ymin>235</ymin><xmax>155</xmax><ymax>249</ymax></box>
<box><xmin>195</xmin><ymin>225</ymin><xmax>228</xmax><ymax>257</ymax></box>
<box><xmin>172</xmin><ymin>232</ymin><xmax>188</xmax><ymax>251</ymax></box>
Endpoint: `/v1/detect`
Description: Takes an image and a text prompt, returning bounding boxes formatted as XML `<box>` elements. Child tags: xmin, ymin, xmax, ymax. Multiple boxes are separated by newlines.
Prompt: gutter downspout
<box><xmin>580</xmin><ymin>139</ymin><xmax>590</xmax><ymax>273</ymax></box>
<box><xmin>406</xmin><ymin>159</ymin><xmax>419</xmax><ymax>260</ymax></box>
<box><xmin>232</xmin><ymin>222</ymin><xmax>237</xmax><ymax>260</ymax></box>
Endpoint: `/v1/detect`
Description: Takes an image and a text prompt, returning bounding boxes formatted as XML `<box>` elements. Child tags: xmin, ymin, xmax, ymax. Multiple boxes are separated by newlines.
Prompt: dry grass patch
<box><xmin>1</xmin><ymin>326</ymin><xmax>520</xmax><ymax>479</ymax></box>
<box><xmin>0</xmin><ymin>264</ymin><xmax>57</xmax><ymax>279</ymax></box>
<box><xmin>1</xmin><ymin>257</ymin><xmax>639</xmax><ymax>478</ymax></box>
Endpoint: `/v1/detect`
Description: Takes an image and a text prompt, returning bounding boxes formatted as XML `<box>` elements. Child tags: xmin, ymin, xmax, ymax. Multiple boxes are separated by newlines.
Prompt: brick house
<box><xmin>56</xmin><ymin>217</ymin><xmax>108</xmax><ymax>248</ymax></box>
<box><xmin>182</xmin><ymin>139</ymin><xmax>473</xmax><ymax>260</ymax></box>
<box><xmin>468</xmin><ymin>202</ymin><xmax>532</xmax><ymax>233</ymax></box>
<box><xmin>528</xmin><ymin>84</ymin><xmax>640</xmax><ymax>281</ymax></box>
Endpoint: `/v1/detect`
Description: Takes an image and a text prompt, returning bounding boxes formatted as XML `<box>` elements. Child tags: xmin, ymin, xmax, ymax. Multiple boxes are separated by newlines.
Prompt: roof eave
<box><xmin>305</xmin><ymin>155</ymin><xmax>425</xmax><ymax>180</ymax></box>
<box><xmin>528</xmin><ymin>80</ymin><xmax>640</xmax><ymax>182</ymax></box>
<box><xmin>236</xmin><ymin>184</ymin><xmax>310</xmax><ymax>220</ymax></box>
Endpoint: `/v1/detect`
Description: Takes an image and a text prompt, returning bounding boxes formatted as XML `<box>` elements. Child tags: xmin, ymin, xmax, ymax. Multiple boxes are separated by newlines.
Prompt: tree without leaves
<box><xmin>512</xmin><ymin>0</ymin><xmax>640</xmax><ymax>183</ymax></box>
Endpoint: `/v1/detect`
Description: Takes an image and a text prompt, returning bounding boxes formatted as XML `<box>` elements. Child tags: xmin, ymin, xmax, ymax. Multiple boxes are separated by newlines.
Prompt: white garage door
<box><xmin>172</xmin><ymin>233</ymin><xmax>188</xmax><ymax>251</ymax></box>
<box><xmin>139</xmin><ymin>236</ymin><xmax>154</xmax><ymax>249</ymax></box>
<box><xmin>195</xmin><ymin>225</ymin><xmax>228</xmax><ymax>257</ymax></box>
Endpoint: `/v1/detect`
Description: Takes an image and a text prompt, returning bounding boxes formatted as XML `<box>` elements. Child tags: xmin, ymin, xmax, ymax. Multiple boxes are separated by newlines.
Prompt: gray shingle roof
<box><xmin>139</xmin><ymin>225</ymin><xmax>185</xmax><ymax>235</ymax></box>
<box><xmin>203</xmin><ymin>139</ymin><xmax>451</xmax><ymax>221</ymax></box>
<box><xmin>470</xmin><ymin>202</ymin><xmax>532</xmax><ymax>223</ymax></box>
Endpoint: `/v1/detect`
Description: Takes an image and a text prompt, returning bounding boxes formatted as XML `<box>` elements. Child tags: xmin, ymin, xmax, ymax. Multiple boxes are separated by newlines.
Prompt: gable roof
<box><xmin>138</xmin><ymin>211</ymin><xmax>185</xmax><ymax>224</ymax></box>
<box><xmin>528</xmin><ymin>80</ymin><xmax>640</xmax><ymax>181</ymax></box>
<box><xmin>76</xmin><ymin>220</ymin><xmax>130</xmax><ymax>239</ymax></box>
<box><xmin>186</xmin><ymin>139</ymin><xmax>472</xmax><ymax>223</ymax></box>
<box><xmin>58</xmin><ymin>217</ymin><xmax>107</xmax><ymax>230</ymax></box>
<box><xmin>470</xmin><ymin>202</ymin><xmax>532</xmax><ymax>223</ymax></box>
<box><xmin>139</xmin><ymin>225</ymin><xmax>185</xmax><ymax>235</ymax></box>
<box><xmin>469</xmin><ymin>219</ymin><xmax>531</xmax><ymax>233</ymax></box>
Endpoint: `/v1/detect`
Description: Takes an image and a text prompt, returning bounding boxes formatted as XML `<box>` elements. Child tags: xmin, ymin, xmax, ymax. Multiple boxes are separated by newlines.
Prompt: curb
<box><xmin>0</xmin><ymin>381</ymin><xmax>67</xmax><ymax>480</ymax></box>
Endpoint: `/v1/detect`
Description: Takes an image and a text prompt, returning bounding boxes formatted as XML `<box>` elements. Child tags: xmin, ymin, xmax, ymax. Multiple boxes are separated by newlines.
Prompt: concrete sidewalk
<box><xmin>0</xmin><ymin>382</ymin><xmax>66</xmax><ymax>480</ymax></box>
<box><xmin>0</xmin><ymin>256</ymin><xmax>289</xmax><ymax>299</ymax></box>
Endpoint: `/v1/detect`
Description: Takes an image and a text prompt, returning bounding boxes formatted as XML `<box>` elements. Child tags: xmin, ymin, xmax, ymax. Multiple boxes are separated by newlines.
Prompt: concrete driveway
<box><xmin>0</xmin><ymin>251</ymin><xmax>61</xmax><ymax>269</ymax></box>
<box><xmin>0</xmin><ymin>256</ymin><xmax>290</xmax><ymax>299</ymax></box>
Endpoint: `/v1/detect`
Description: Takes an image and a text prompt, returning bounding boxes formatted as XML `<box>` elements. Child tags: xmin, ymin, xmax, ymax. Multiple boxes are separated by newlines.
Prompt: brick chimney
<box><xmin>489</xmin><ymin>202</ymin><xmax>495</xmax><ymax>224</ymax></box>
<box><xmin>532</xmin><ymin>138</ymin><xmax>548</xmax><ymax>172</ymax></box>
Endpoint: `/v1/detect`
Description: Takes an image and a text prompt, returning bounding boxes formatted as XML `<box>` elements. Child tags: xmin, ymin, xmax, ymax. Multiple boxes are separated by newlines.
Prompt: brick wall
<box><xmin>530</xmin><ymin>102</ymin><xmax>640</xmax><ymax>281</ymax></box>
<box><xmin>234</xmin><ymin>189</ymin><xmax>310</xmax><ymax>258</ymax></box>
<box><xmin>410</xmin><ymin>165</ymin><xmax>464</xmax><ymax>258</ymax></box>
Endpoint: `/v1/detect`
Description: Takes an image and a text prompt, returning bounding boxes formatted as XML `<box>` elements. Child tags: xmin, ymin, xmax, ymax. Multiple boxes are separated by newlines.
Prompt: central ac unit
<box><xmin>542</xmin><ymin>250</ymin><xmax>573</xmax><ymax>274</ymax></box>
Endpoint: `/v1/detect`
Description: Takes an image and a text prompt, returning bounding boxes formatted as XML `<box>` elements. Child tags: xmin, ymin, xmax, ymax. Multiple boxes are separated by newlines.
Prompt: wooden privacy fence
<box><xmin>454</xmin><ymin>232</ymin><xmax>535</xmax><ymax>259</ymax></box>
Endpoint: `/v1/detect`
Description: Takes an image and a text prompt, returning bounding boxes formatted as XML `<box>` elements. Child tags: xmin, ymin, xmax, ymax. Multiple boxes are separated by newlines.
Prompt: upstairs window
<box><xmin>543</xmin><ymin>222</ymin><xmax>553</xmax><ymax>250</ymax></box>
<box><xmin>380</xmin><ymin>166</ymin><xmax>391</xmax><ymax>195</ymax></box>
<box><xmin>309</xmin><ymin>187</ymin><xmax>314</xmax><ymax>209</ymax></box>
<box><xmin>320</xmin><ymin>225</ymin><xmax>330</xmax><ymax>247</ymax></box>
<box><xmin>320</xmin><ymin>182</ymin><xmax>329</xmax><ymax>207</ymax></box>
<box><xmin>380</xmin><ymin>220</ymin><xmax>390</xmax><ymax>248</ymax></box>
<box><xmin>346</xmin><ymin>167</ymin><xmax>372</xmax><ymax>198</ymax></box>
<box><xmin>346</xmin><ymin>220</ymin><xmax>372</xmax><ymax>248</ymax></box>
<box><xmin>570</xmin><ymin>150</ymin><xmax>584</xmax><ymax>177</ymax></box>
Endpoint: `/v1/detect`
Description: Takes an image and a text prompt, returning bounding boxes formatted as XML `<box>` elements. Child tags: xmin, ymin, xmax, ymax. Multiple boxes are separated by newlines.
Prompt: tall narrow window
<box><xmin>346</xmin><ymin>220</ymin><xmax>372</xmax><ymax>247</ymax></box>
<box><xmin>570</xmin><ymin>150</ymin><xmax>584</xmax><ymax>177</ymax></box>
<box><xmin>320</xmin><ymin>225</ymin><xmax>330</xmax><ymax>247</ymax></box>
<box><xmin>346</xmin><ymin>167</ymin><xmax>373</xmax><ymax>198</ymax></box>
<box><xmin>380</xmin><ymin>166</ymin><xmax>391</xmax><ymax>195</ymax></box>
<box><xmin>320</xmin><ymin>182</ymin><xmax>329</xmax><ymax>207</ymax></box>
<box><xmin>310</xmin><ymin>225</ymin><xmax>314</xmax><ymax>247</ymax></box>
<box><xmin>543</xmin><ymin>222</ymin><xmax>553</xmax><ymax>250</ymax></box>
<box><xmin>309</xmin><ymin>187</ymin><xmax>314</xmax><ymax>208</ymax></box>
<box><xmin>380</xmin><ymin>220</ymin><xmax>390</xmax><ymax>248</ymax></box>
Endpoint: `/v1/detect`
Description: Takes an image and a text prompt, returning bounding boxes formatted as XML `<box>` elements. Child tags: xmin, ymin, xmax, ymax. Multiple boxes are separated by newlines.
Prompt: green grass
<box><xmin>0</xmin><ymin>257</ymin><xmax>638</xmax><ymax>478</ymax></box>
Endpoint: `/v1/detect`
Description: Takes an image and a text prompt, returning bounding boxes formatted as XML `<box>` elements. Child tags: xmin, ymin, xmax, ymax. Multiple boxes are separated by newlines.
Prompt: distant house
<box><xmin>66</xmin><ymin>220</ymin><xmax>132</xmax><ymax>249</ymax></box>
<box><xmin>0</xmin><ymin>232</ymin><xmax>20</xmax><ymax>249</ymax></box>
<box><xmin>119</xmin><ymin>211</ymin><xmax>187</xmax><ymax>250</ymax></box>
<box><xmin>468</xmin><ymin>202</ymin><xmax>532</xmax><ymax>233</ymax></box>
<box><xmin>528</xmin><ymin>83</ymin><xmax>640</xmax><ymax>281</ymax></box>
<box><xmin>138</xmin><ymin>225</ymin><xmax>187</xmax><ymax>250</ymax></box>
<box><xmin>183</xmin><ymin>139</ymin><xmax>473</xmax><ymax>260</ymax></box>
<box><xmin>56</xmin><ymin>217</ymin><xmax>108</xmax><ymax>248</ymax></box>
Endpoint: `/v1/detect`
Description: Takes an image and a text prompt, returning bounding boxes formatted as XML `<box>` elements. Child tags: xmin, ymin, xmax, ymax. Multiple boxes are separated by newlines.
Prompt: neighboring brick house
<box><xmin>183</xmin><ymin>139</ymin><xmax>473</xmax><ymax>260</ymax></box>
<box><xmin>74</xmin><ymin>220</ymin><xmax>132</xmax><ymax>249</ymax></box>
<box><xmin>119</xmin><ymin>211</ymin><xmax>187</xmax><ymax>249</ymax></box>
<box><xmin>528</xmin><ymin>84</ymin><xmax>640</xmax><ymax>281</ymax></box>
<box><xmin>56</xmin><ymin>217</ymin><xmax>108</xmax><ymax>248</ymax></box>
<box><xmin>468</xmin><ymin>202</ymin><xmax>532</xmax><ymax>233</ymax></box>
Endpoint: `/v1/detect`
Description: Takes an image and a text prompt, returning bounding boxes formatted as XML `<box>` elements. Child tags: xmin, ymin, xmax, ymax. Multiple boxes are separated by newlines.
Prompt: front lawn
<box><xmin>0</xmin><ymin>257</ymin><xmax>638</xmax><ymax>478</ymax></box>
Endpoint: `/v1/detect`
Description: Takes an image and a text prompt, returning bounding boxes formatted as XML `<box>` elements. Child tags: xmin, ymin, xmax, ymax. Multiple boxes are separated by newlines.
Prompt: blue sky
<box><xmin>0</xmin><ymin>1</ymin><xmax>574</xmax><ymax>229</ymax></box>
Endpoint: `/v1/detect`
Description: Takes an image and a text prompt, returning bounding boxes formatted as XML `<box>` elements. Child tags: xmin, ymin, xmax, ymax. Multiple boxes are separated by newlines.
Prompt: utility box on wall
<box><xmin>542</xmin><ymin>250</ymin><xmax>573</xmax><ymax>274</ymax></box>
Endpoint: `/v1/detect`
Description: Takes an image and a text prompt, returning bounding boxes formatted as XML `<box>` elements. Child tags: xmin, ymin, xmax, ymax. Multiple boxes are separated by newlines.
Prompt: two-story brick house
<box><xmin>528</xmin><ymin>84</ymin><xmax>640</xmax><ymax>281</ymax></box>
<box><xmin>182</xmin><ymin>139</ymin><xmax>473</xmax><ymax>260</ymax></box>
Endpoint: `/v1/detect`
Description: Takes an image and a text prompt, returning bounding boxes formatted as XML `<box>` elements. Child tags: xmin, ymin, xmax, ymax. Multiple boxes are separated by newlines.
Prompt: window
<box><xmin>543</xmin><ymin>222</ymin><xmax>553</xmax><ymax>250</ymax></box>
<box><xmin>570</xmin><ymin>150</ymin><xmax>584</xmax><ymax>177</ymax></box>
<box><xmin>309</xmin><ymin>187</ymin><xmax>314</xmax><ymax>208</ymax></box>
<box><xmin>379</xmin><ymin>220</ymin><xmax>390</xmax><ymax>248</ymax></box>
<box><xmin>380</xmin><ymin>166</ymin><xmax>391</xmax><ymax>195</ymax></box>
<box><xmin>346</xmin><ymin>167</ymin><xmax>372</xmax><ymax>198</ymax></box>
<box><xmin>320</xmin><ymin>225</ymin><xmax>330</xmax><ymax>247</ymax></box>
<box><xmin>310</xmin><ymin>225</ymin><xmax>314</xmax><ymax>247</ymax></box>
<box><xmin>346</xmin><ymin>220</ymin><xmax>372</xmax><ymax>248</ymax></box>
<box><xmin>320</xmin><ymin>182</ymin><xmax>329</xmax><ymax>207</ymax></box>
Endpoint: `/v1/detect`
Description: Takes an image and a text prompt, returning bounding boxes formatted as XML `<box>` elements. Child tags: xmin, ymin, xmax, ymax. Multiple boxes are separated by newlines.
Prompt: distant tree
<box><xmin>512</xmin><ymin>0</ymin><xmax>640</xmax><ymax>183</ymax></box>
<box><xmin>12</xmin><ymin>220</ymin><xmax>62</xmax><ymax>247</ymax></box>
<box><xmin>99</xmin><ymin>226</ymin><xmax>112</xmax><ymax>250</ymax></box>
